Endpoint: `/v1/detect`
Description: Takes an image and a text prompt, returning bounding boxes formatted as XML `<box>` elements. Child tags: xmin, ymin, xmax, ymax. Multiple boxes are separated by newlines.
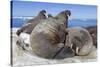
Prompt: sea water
<box><xmin>11</xmin><ymin>17</ymin><xmax>97</xmax><ymax>28</ymax></box>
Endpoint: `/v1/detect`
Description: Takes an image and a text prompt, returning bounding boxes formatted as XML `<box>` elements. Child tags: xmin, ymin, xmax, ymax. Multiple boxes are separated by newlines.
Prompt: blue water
<box><xmin>11</xmin><ymin>17</ymin><xmax>97</xmax><ymax>28</ymax></box>
<box><xmin>68</xmin><ymin>19</ymin><xmax>97</xmax><ymax>28</ymax></box>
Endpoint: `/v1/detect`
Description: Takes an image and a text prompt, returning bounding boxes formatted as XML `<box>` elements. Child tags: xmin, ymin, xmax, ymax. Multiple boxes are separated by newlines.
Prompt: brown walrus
<box><xmin>48</xmin><ymin>14</ymin><xmax>53</xmax><ymax>18</ymax></box>
<box><xmin>26</xmin><ymin>10</ymin><xmax>46</xmax><ymax>24</ymax></box>
<box><xmin>30</xmin><ymin>10</ymin><xmax>75</xmax><ymax>59</ymax></box>
<box><xmin>86</xmin><ymin>26</ymin><xmax>97</xmax><ymax>48</ymax></box>
<box><xmin>16</xmin><ymin>10</ymin><xmax>47</xmax><ymax>50</ymax></box>
<box><xmin>16</xmin><ymin>10</ymin><xmax>47</xmax><ymax>36</ymax></box>
<box><xmin>66</xmin><ymin>27</ymin><xmax>93</xmax><ymax>56</ymax></box>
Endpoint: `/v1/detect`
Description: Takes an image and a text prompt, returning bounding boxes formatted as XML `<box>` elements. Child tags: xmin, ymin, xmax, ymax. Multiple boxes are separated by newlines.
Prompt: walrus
<box><xmin>86</xmin><ymin>26</ymin><xmax>97</xmax><ymax>48</ymax></box>
<box><xmin>27</xmin><ymin>10</ymin><xmax>46</xmax><ymax>24</ymax></box>
<box><xmin>16</xmin><ymin>10</ymin><xmax>47</xmax><ymax>36</ymax></box>
<box><xmin>16</xmin><ymin>33</ymin><xmax>31</xmax><ymax>51</ymax></box>
<box><xmin>48</xmin><ymin>14</ymin><xmax>53</xmax><ymax>18</ymax></box>
<box><xmin>15</xmin><ymin>10</ymin><xmax>46</xmax><ymax>50</ymax></box>
<box><xmin>66</xmin><ymin>27</ymin><xmax>93</xmax><ymax>56</ymax></box>
<box><xmin>30</xmin><ymin>10</ymin><xmax>75</xmax><ymax>59</ymax></box>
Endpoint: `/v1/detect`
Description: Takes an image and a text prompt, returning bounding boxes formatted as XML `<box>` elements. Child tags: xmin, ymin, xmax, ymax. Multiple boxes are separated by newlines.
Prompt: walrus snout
<box><xmin>65</xmin><ymin>10</ymin><xmax>71</xmax><ymax>16</ymax></box>
<box><xmin>61</xmin><ymin>10</ymin><xmax>71</xmax><ymax>16</ymax></box>
<box><xmin>58</xmin><ymin>10</ymin><xmax>71</xmax><ymax>19</ymax></box>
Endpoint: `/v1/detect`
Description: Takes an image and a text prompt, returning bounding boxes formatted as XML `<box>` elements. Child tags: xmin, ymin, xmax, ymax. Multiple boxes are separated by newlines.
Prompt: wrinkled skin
<box><xmin>30</xmin><ymin>10</ymin><xmax>75</xmax><ymax>59</ymax></box>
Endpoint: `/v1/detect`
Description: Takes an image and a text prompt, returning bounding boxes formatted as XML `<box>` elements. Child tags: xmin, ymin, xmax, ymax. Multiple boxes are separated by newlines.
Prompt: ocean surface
<box><xmin>11</xmin><ymin>17</ymin><xmax>97</xmax><ymax>28</ymax></box>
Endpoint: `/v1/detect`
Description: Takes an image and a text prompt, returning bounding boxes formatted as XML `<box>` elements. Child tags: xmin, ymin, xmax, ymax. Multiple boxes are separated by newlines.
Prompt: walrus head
<box><xmin>39</xmin><ymin>10</ymin><xmax>46</xmax><ymax>14</ymax></box>
<box><xmin>48</xmin><ymin>14</ymin><xmax>53</xmax><ymax>18</ymax></box>
<box><xmin>38</xmin><ymin>10</ymin><xmax>47</xmax><ymax>19</ymax></box>
<box><xmin>55</xmin><ymin>10</ymin><xmax>71</xmax><ymax>22</ymax></box>
<box><xmin>60</xmin><ymin>10</ymin><xmax>71</xmax><ymax>18</ymax></box>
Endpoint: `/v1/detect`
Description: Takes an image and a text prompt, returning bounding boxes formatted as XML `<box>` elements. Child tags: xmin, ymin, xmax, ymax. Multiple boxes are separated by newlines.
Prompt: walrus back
<box><xmin>30</xmin><ymin>18</ymin><xmax>63</xmax><ymax>59</ymax></box>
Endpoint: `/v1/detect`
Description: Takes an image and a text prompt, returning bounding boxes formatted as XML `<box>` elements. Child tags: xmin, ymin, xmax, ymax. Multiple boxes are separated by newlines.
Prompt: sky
<box><xmin>11</xmin><ymin>1</ymin><xmax>97</xmax><ymax>19</ymax></box>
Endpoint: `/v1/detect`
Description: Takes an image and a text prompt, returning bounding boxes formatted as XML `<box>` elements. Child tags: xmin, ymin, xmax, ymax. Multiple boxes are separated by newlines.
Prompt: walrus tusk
<box><xmin>76</xmin><ymin>47</ymin><xmax>79</xmax><ymax>54</ymax></box>
<box><xmin>70</xmin><ymin>44</ymin><xmax>73</xmax><ymax>49</ymax></box>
